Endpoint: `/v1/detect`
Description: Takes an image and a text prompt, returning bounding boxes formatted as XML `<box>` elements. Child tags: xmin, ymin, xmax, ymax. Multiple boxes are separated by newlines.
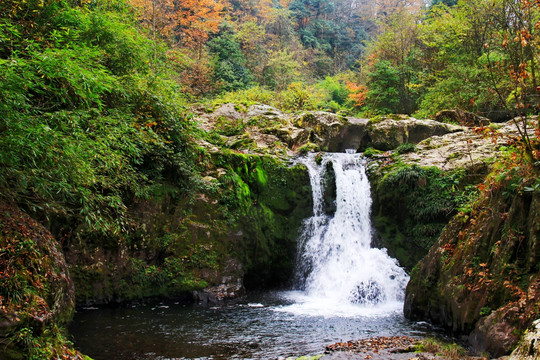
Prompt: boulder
<box><xmin>213</xmin><ymin>103</ymin><xmax>245</xmax><ymax>120</ymax></box>
<box><xmin>435</xmin><ymin>109</ymin><xmax>491</xmax><ymax>126</ymax></box>
<box><xmin>400</xmin><ymin>118</ymin><xmax>537</xmax><ymax>172</ymax></box>
<box><xmin>194</xmin><ymin>259</ymin><xmax>245</xmax><ymax>304</ymax></box>
<box><xmin>0</xmin><ymin>202</ymin><xmax>76</xmax><ymax>356</ymax></box>
<box><xmin>292</xmin><ymin>112</ymin><xmax>369</xmax><ymax>152</ymax></box>
<box><xmin>247</xmin><ymin>104</ymin><xmax>283</xmax><ymax>118</ymax></box>
<box><xmin>195</xmin><ymin>103</ymin><xmax>246</xmax><ymax>132</ymax></box>
<box><xmin>363</xmin><ymin>118</ymin><xmax>463</xmax><ymax>151</ymax></box>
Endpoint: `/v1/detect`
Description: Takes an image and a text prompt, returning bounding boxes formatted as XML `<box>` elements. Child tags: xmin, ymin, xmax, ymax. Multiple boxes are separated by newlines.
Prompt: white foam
<box><xmin>275</xmin><ymin>291</ymin><xmax>403</xmax><ymax>318</ymax></box>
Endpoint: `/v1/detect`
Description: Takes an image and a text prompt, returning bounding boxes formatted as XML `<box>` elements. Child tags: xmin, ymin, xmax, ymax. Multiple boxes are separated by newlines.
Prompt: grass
<box><xmin>416</xmin><ymin>337</ymin><xmax>470</xmax><ymax>360</ymax></box>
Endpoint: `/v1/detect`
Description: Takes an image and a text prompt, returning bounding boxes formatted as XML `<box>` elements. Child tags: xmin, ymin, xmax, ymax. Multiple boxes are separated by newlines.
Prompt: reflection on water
<box><xmin>70</xmin><ymin>291</ymin><xmax>435</xmax><ymax>360</ymax></box>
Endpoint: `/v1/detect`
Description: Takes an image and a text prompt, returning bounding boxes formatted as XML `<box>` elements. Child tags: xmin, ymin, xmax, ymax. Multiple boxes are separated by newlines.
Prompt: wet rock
<box><xmin>194</xmin><ymin>260</ymin><xmax>245</xmax><ymax>305</ymax></box>
<box><xmin>193</xmin><ymin>279</ymin><xmax>245</xmax><ymax>305</ymax></box>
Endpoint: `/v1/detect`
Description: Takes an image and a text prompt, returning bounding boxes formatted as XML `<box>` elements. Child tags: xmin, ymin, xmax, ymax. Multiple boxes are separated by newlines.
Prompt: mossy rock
<box><xmin>213</xmin><ymin>151</ymin><xmax>313</xmax><ymax>288</ymax></box>
<box><xmin>0</xmin><ymin>202</ymin><xmax>83</xmax><ymax>359</ymax></box>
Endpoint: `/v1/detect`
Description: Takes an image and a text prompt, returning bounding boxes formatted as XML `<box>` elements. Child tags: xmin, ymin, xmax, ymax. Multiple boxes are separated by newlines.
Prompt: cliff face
<box><xmin>404</xmin><ymin>162</ymin><xmax>539</xmax><ymax>357</ymax></box>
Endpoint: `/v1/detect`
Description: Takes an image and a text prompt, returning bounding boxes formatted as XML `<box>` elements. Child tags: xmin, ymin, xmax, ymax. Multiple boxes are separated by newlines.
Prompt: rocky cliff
<box><xmin>404</xmin><ymin>154</ymin><xmax>539</xmax><ymax>357</ymax></box>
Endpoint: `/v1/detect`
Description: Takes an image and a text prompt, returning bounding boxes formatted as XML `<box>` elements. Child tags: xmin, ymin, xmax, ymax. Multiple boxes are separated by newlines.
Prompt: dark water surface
<box><xmin>69</xmin><ymin>291</ymin><xmax>436</xmax><ymax>360</ymax></box>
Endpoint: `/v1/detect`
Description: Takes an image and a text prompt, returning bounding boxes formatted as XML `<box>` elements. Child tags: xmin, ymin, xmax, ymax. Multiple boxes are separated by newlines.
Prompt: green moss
<box><xmin>396</xmin><ymin>142</ymin><xmax>417</xmax><ymax>154</ymax></box>
<box><xmin>298</xmin><ymin>142</ymin><xmax>320</xmax><ymax>153</ymax></box>
<box><xmin>364</xmin><ymin>147</ymin><xmax>383</xmax><ymax>157</ymax></box>
<box><xmin>213</xmin><ymin>151</ymin><xmax>312</xmax><ymax>288</ymax></box>
<box><xmin>255</xmin><ymin>166</ymin><xmax>268</xmax><ymax>187</ymax></box>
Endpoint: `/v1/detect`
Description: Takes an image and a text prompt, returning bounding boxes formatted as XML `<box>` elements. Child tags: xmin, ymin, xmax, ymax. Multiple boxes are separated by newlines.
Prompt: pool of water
<box><xmin>69</xmin><ymin>291</ymin><xmax>437</xmax><ymax>360</ymax></box>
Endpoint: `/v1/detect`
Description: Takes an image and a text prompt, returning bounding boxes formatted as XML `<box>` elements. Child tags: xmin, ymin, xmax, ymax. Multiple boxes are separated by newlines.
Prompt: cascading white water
<box><xmin>289</xmin><ymin>151</ymin><xmax>409</xmax><ymax>314</ymax></box>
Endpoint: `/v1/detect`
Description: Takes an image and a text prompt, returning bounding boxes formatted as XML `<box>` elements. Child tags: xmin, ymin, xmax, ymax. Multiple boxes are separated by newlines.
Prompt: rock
<box><xmin>247</xmin><ymin>104</ymin><xmax>283</xmax><ymax>118</ymax></box>
<box><xmin>0</xmin><ymin>202</ymin><xmax>77</xmax><ymax>356</ymax></box>
<box><xmin>337</xmin><ymin>117</ymin><xmax>369</xmax><ymax>151</ymax></box>
<box><xmin>195</xmin><ymin>103</ymin><xmax>246</xmax><ymax>132</ymax></box>
<box><xmin>400</xmin><ymin>118</ymin><xmax>537</xmax><ymax>172</ymax></box>
<box><xmin>363</xmin><ymin>118</ymin><xmax>463</xmax><ymax>151</ymax></box>
<box><xmin>469</xmin><ymin>275</ymin><xmax>540</xmax><ymax>357</ymax></box>
<box><xmin>194</xmin><ymin>259</ymin><xmax>245</xmax><ymax>305</ymax></box>
<box><xmin>435</xmin><ymin>109</ymin><xmax>491</xmax><ymax>127</ymax></box>
<box><xmin>506</xmin><ymin>319</ymin><xmax>540</xmax><ymax>360</ymax></box>
<box><xmin>293</xmin><ymin>112</ymin><xmax>345</xmax><ymax>150</ymax></box>
<box><xmin>292</xmin><ymin>112</ymin><xmax>369</xmax><ymax>152</ymax></box>
<box><xmin>213</xmin><ymin>103</ymin><xmax>245</xmax><ymax>120</ymax></box>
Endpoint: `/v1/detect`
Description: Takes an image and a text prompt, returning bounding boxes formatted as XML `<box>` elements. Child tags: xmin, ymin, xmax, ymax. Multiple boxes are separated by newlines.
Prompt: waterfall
<box><xmin>293</xmin><ymin>151</ymin><xmax>409</xmax><ymax>310</ymax></box>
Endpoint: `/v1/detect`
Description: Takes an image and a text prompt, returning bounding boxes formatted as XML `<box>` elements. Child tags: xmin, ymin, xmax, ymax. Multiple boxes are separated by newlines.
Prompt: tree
<box><xmin>129</xmin><ymin>0</ymin><xmax>173</xmax><ymax>38</ymax></box>
<box><xmin>175</xmin><ymin>0</ymin><xmax>224</xmax><ymax>47</ymax></box>
<box><xmin>129</xmin><ymin>0</ymin><xmax>223</xmax><ymax>49</ymax></box>
<box><xmin>207</xmin><ymin>23</ymin><xmax>252</xmax><ymax>92</ymax></box>
<box><xmin>363</xmin><ymin>9</ymin><xmax>423</xmax><ymax>113</ymax></box>
<box><xmin>365</xmin><ymin>60</ymin><xmax>402</xmax><ymax>113</ymax></box>
<box><xmin>262</xmin><ymin>49</ymin><xmax>302</xmax><ymax>90</ymax></box>
<box><xmin>430</xmin><ymin>0</ymin><xmax>457</xmax><ymax>7</ymax></box>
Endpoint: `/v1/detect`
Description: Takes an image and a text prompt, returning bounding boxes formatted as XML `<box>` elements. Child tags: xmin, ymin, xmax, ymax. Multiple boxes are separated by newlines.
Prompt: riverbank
<box><xmin>288</xmin><ymin>336</ymin><xmax>489</xmax><ymax>360</ymax></box>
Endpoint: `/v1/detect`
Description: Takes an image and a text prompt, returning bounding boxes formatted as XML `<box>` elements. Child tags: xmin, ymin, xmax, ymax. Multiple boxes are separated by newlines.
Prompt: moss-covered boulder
<box><xmin>0</xmin><ymin>202</ymin><xmax>83</xmax><ymax>359</ymax></box>
<box><xmin>434</xmin><ymin>109</ymin><xmax>491</xmax><ymax>127</ymax></box>
<box><xmin>404</xmin><ymin>161</ymin><xmax>540</xmax><ymax>357</ymax></box>
<box><xmin>292</xmin><ymin>112</ymin><xmax>367</xmax><ymax>152</ymax></box>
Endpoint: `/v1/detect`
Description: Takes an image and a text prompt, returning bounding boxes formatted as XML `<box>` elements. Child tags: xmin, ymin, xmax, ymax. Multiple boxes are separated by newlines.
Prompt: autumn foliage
<box><xmin>346</xmin><ymin>81</ymin><xmax>368</xmax><ymax>108</ymax></box>
<box><xmin>129</xmin><ymin>0</ymin><xmax>223</xmax><ymax>47</ymax></box>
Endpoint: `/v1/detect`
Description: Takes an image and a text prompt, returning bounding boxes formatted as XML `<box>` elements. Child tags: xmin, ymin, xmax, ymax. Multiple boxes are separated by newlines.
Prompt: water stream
<box><xmin>70</xmin><ymin>152</ymin><xmax>429</xmax><ymax>360</ymax></box>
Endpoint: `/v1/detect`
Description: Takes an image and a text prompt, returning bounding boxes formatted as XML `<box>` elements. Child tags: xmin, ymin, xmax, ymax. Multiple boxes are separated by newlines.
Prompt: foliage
<box><xmin>0</xmin><ymin>203</ymin><xmax>84</xmax><ymax>360</ymax></box>
<box><xmin>207</xmin><ymin>23</ymin><xmax>253</xmax><ymax>92</ymax></box>
<box><xmin>364</xmin><ymin>60</ymin><xmax>402</xmax><ymax>114</ymax></box>
<box><xmin>129</xmin><ymin>0</ymin><xmax>223</xmax><ymax>48</ymax></box>
<box><xmin>372</xmin><ymin>163</ymin><xmax>474</xmax><ymax>269</ymax></box>
<box><xmin>0</xmin><ymin>0</ymin><xmax>200</xmax><ymax>240</ymax></box>
<box><xmin>346</xmin><ymin>81</ymin><xmax>368</xmax><ymax>108</ymax></box>
<box><xmin>262</xmin><ymin>49</ymin><xmax>302</xmax><ymax>91</ymax></box>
